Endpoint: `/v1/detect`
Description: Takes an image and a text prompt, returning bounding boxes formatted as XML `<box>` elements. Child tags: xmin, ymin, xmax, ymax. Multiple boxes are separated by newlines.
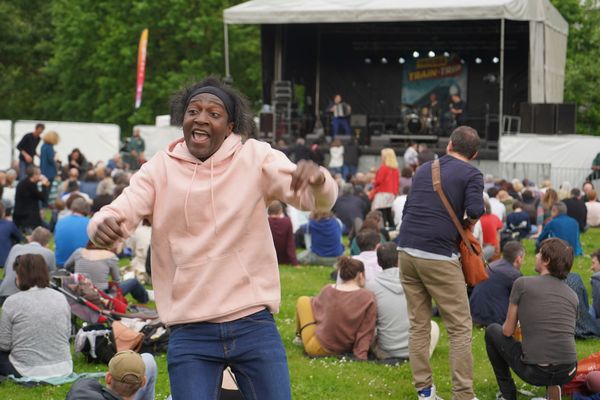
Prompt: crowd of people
<box><xmin>0</xmin><ymin>78</ymin><xmax>600</xmax><ymax>400</ymax></box>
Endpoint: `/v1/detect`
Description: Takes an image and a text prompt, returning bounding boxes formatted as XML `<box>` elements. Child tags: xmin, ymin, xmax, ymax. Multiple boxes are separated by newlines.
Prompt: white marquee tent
<box><xmin>224</xmin><ymin>0</ymin><xmax>568</xmax><ymax>126</ymax></box>
<box><xmin>13</xmin><ymin>121</ymin><xmax>120</xmax><ymax>167</ymax></box>
<box><xmin>0</xmin><ymin>121</ymin><xmax>12</xmax><ymax>170</ymax></box>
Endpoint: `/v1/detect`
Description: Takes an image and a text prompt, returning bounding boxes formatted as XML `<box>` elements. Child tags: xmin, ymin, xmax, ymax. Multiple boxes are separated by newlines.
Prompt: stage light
<box><xmin>381</xmin><ymin>57</ymin><xmax>388</xmax><ymax>64</ymax></box>
<box><xmin>398</xmin><ymin>57</ymin><xmax>406</xmax><ymax>64</ymax></box>
<box><xmin>428</xmin><ymin>51</ymin><xmax>435</xmax><ymax>58</ymax></box>
<box><xmin>493</xmin><ymin>57</ymin><xmax>500</xmax><ymax>64</ymax></box>
<box><xmin>443</xmin><ymin>51</ymin><xmax>450</xmax><ymax>57</ymax></box>
<box><xmin>364</xmin><ymin>58</ymin><xmax>372</xmax><ymax>64</ymax></box>
<box><xmin>475</xmin><ymin>57</ymin><xmax>482</xmax><ymax>64</ymax></box>
<box><xmin>412</xmin><ymin>51</ymin><xmax>420</xmax><ymax>58</ymax></box>
<box><xmin>460</xmin><ymin>59</ymin><xmax>465</xmax><ymax>64</ymax></box>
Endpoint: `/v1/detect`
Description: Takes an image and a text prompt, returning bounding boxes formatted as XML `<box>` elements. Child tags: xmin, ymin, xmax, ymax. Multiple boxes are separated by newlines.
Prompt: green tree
<box><xmin>552</xmin><ymin>0</ymin><xmax>600</xmax><ymax>135</ymax></box>
<box><xmin>0</xmin><ymin>0</ymin><xmax>261</xmax><ymax>136</ymax></box>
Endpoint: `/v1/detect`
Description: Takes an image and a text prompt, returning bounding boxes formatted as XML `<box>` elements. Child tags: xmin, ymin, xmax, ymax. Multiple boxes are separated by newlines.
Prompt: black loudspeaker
<box><xmin>350</xmin><ymin>114</ymin><xmax>367</xmax><ymax>128</ymax></box>
<box><xmin>520</xmin><ymin>103</ymin><xmax>534</xmax><ymax>133</ymax></box>
<box><xmin>533</xmin><ymin>104</ymin><xmax>556</xmax><ymax>134</ymax></box>
<box><xmin>555</xmin><ymin>103</ymin><xmax>576</xmax><ymax>134</ymax></box>
<box><xmin>259</xmin><ymin>112</ymin><xmax>274</xmax><ymax>137</ymax></box>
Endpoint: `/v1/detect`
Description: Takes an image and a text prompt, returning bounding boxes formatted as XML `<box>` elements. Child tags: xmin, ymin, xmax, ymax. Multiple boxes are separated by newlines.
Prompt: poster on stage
<box><xmin>401</xmin><ymin>55</ymin><xmax>468</xmax><ymax>110</ymax></box>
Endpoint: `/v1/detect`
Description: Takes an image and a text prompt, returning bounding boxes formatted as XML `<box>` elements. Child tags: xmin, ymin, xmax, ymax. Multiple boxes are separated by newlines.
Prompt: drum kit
<box><xmin>398</xmin><ymin>103</ymin><xmax>452</xmax><ymax>135</ymax></box>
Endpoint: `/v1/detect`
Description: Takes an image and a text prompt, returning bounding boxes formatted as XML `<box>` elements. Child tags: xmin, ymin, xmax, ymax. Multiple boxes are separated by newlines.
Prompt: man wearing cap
<box><xmin>66</xmin><ymin>350</ymin><xmax>157</xmax><ymax>400</ymax></box>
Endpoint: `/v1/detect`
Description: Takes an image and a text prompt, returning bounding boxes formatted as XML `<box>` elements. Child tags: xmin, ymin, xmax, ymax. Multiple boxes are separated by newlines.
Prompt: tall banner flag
<box><xmin>135</xmin><ymin>29</ymin><xmax>149</xmax><ymax>109</ymax></box>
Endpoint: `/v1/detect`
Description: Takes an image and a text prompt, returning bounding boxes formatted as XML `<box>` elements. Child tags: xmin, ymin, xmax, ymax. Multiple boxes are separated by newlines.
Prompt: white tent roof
<box><xmin>224</xmin><ymin>0</ymin><xmax>568</xmax><ymax>34</ymax></box>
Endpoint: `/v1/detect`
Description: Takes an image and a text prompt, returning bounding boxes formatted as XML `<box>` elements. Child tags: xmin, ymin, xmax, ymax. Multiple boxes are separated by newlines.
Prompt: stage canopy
<box><xmin>224</xmin><ymin>0</ymin><xmax>568</xmax><ymax>103</ymax></box>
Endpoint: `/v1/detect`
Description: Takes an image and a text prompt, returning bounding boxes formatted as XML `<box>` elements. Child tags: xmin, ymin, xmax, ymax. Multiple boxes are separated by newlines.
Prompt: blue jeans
<box><xmin>167</xmin><ymin>309</ymin><xmax>291</xmax><ymax>400</ymax></box>
<box><xmin>18</xmin><ymin>159</ymin><xmax>30</xmax><ymax>181</ymax></box>
<box><xmin>120</xmin><ymin>278</ymin><xmax>149</xmax><ymax>303</ymax></box>
<box><xmin>342</xmin><ymin>165</ymin><xmax>357</xmax><ymax>180</ymax></box>
<box><xmin>332</xmin><ymin>117</ymin><xmax>350</xmax><ymax>137</ymax></box>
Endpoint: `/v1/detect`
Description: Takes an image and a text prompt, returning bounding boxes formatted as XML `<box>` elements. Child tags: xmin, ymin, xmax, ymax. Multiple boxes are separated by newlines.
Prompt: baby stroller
<box><xmin>51</xmin><ymin>271</ymin><xmax>158</xmax><ymax>325</ymax></box>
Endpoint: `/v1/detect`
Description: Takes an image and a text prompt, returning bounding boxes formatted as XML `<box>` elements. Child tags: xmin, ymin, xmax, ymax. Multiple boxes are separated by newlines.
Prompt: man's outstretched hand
<box><xmin>92</xmin><ymin>216</ymin><xmax>125</xmax><ymax>248</ymax></box>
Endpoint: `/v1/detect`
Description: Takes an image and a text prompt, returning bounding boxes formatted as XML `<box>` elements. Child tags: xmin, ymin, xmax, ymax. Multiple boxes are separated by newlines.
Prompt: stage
<box><xmin>224</xmin><ymin>0</ymin><xmax>569</xmax><ymax>159</ymax></box>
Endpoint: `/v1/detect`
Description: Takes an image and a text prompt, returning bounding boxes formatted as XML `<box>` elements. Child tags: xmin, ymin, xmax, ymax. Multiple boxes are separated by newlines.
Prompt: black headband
<box><xmin>187</xmin><ymin>86</ymin><xmax>235</xmax><ymax>122</ymax></box>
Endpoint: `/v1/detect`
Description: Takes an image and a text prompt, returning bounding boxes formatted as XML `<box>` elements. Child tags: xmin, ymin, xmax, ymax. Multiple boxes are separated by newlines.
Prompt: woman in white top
<box><xmin>328</xmin><ymin>138</ymin><xmax>344</xmax><ymax>176</ymax></box>
<box><xmin>586</xmin><ymin>189</ymin><xmax>600</xmax><ymax>227</ymax></box>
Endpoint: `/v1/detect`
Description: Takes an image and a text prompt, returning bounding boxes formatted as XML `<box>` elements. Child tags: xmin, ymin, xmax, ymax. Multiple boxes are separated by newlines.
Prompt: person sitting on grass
<box><xmin>295</xmin><ymin>256</ymin><xmax>376</xmax><ymax>360</ymax></box>
<box><xmin>485</xmin><ymin>238</ymin><xmax>578</xmax><ymax>400</ymax></box>
<box><xmin>336</xmin><ymin>228</ymin><xmax>382</xmax><ymax>285</ymax></box>
<box><xmin>536</xmin><ymin>201</ymin><xmax>583</xmax><ymax>256</ymax></box>
<box><xmin>267</xmin><ymin>200</ymin><xmax>298</xmax><ymax>266</ymax></box>
<box><xmin>470</xmin><ymin>241</ymin><xmax>524</xmax><ymax>327</ymax></box>
<box><xmin>0</xmin><ymin>254</ymin><xmax>72</xmax><ymax>379</ymax></box>
<box><xmin>590</xmin><ymin>249</ymin><xmax>600</xmax><ymax>319</ymax></box>
<box><xmin>0</xmin><ymin>227</ymin><xmax>56</xmax><ymax>305</ymax></box>
<box><xmin>506</xmin><ymin>201</ymin><xmax>532</xmax><ymax>239</ymax></box>
<box><xmin>67</xmin><ymin>350</ymin><xmax>157</xmax><ymax>400</ymax></box>
<box><xmin>367</xmin><ymin>242</ymin><xmax>439</xmax><ymax>362</ymax></box>
<box><xmin>565</xmin><ymin>272</ymin><xmax>600</xmax><ymax>339</ymax></box>
<box><xmin>64</xmin><ymin>240</ymin><xmax>149</xmax><ymax>304</ymax></box>
<box><xmin>297</xmin><ymin>210</ymin><xmax>344</xmax><ymax>266</ymax></box>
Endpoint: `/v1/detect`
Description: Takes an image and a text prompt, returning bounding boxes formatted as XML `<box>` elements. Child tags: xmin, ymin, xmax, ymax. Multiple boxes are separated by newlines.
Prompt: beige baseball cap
<box><xmin>108</xmin><ymin>351</ymin><xmax>145</xmax><ymax>384</ymax></box>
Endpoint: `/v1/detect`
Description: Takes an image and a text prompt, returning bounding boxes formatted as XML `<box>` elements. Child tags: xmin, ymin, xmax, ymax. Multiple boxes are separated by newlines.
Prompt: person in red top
<box><xmin>267</xmin><ymin>200</ymin><xmax>298</xmax><ymax>266</ymax></box>
<box><xmin>480</xmin><ymin>200</ymin><xmax>504</xmax><ymax>261</ymax></box>
<box><xmin>370</xmin><ymin>148</ymin><xmax>400</xmax><ymax>229</ymax></box>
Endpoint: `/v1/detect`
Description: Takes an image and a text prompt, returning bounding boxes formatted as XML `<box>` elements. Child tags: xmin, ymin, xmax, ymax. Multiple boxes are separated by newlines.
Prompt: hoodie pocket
<box><xmin>170</xmin><ymin>251</ymin><xmax>258</xmax><ymax>317</ymax></box>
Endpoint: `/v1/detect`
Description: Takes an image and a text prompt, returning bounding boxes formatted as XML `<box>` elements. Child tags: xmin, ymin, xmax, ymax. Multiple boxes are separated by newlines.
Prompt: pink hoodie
<box><xmin>88</xmin><ymin>134</ymin><xmax>337</xmax><ymax>325</ymax></box>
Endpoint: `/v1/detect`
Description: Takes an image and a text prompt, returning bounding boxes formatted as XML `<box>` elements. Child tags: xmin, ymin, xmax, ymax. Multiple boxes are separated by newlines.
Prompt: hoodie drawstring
<box><xmin>210</xmin><ymin>158</ymin><xmax>218</xmax><ymax>234</ymax></box>
<box><xmin>184</xmin><ymin>163</ymin><xmax>199</xmax><ymax>230</ymax></box>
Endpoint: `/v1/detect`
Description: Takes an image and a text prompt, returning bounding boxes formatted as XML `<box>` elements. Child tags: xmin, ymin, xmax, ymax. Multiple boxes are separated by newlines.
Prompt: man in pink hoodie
<box><xmin>88</xmin><ymin>76</ymin><xmax>338</xmax><ymax>400</ymax></box>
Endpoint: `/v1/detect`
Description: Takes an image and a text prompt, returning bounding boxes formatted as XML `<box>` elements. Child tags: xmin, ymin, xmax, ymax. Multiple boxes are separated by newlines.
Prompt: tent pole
<box><xmin>275</xmin><ymin>26</ymin><xmax>282</xmax><ymax>81</ymax></box>
<box><xmin>224</xmin><ymin>23</ymin><xmax>230</xmax><ymax>78</ymax></box>
<box><xmin>315</xmin><ymin>27</ymin><xmax>321</xmax><ymax>119</ymax></box>
<box><xmin>499</xmin><ymin>18</ymin><xmax>505</xmax><ymax>137</ymax></box>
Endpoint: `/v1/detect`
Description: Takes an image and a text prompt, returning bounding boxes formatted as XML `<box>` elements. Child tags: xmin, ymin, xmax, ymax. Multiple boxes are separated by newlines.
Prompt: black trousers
<box><xmin>484</xmin><ymin>323</ymin><xmax>577</xmax><ymax>400</ymax></box>
<box><xmin>0</xmin><ymin>351</ymin><xmax>21</xmax><ymax>377</ymax></box>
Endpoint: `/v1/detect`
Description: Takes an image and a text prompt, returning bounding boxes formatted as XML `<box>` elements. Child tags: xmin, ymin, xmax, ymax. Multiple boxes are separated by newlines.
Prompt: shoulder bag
<box><xmin>431</xmin><ymin>159</ymin><xmax>488</xmax><ymax>286</ymax></box>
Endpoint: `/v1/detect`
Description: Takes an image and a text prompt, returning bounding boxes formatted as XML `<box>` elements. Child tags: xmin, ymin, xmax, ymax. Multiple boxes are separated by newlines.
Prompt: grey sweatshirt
<box><xmin>365</xmin><ymin>268</ymin><xmax>410</xmax><ymax>358</ymax></box>
<box><xmin>0</xmin><ymin>287</ymin><xmax>72</xmax><ymax>377</ymax></box>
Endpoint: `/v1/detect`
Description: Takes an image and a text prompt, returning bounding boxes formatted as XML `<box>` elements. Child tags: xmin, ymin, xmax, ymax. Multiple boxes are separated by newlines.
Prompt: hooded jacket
<box><xmin>88</xmin><ymin>134</ymin><xmax>337</xmax><ymax>325</ymax></box>
<box><xmin>365</xmin><ymin>268</ymin><xmax>409</xmax><ymax>358</ymax></box>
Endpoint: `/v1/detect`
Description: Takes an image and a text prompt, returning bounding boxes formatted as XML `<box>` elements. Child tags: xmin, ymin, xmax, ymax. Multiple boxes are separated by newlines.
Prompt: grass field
<box><xmin>0</xmin><ymin>229</ymin><xmax>599</xmax><ymax>399</ymax></box>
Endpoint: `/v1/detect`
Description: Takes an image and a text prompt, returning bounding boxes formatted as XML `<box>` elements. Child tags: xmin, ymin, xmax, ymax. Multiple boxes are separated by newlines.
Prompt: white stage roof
<box><xmin>224</xmin><ymin>0</ymin><xmax>568</xmax><ymax>34</ymax></box>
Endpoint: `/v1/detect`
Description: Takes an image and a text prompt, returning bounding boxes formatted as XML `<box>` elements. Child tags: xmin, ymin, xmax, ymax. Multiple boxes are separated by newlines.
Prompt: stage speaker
<box><xmin>350</xmin><ymin>114</ymin><xmax>367</xmax><ymax>128</ymax></box>
<box><xmin>555</xmin><ymin>103</ymin><xmax>576</xmax><ymax>134</ymax></box>
<box><xmin>534</xmin><ymin>104</ymin><xmax>556</xmax><ymax>134</ymax></box>
<box><xmin>520</xmin><ymin>103</ymin><xmax>535</xmax><ymax>133</ymax></box>
<box><xmin>368</xmin><ymin>121</ymin><xmax>385</xmax><ymax>137</ymax></box>
<box><xmin>259</xmin><ymin>112</ymin><xmax>274</xmax><ymax>138</ymax></box>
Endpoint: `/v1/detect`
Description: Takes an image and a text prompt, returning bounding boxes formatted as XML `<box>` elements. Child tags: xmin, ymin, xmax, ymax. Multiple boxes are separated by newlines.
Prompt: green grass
<box><xmin>1</xmin><ymin>230</ymin><xmax>600</xmax><ymax>399</ymax></box>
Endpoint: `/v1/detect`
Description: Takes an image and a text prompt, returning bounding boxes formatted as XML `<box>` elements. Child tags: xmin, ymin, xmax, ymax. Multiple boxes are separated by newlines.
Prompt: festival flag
<box><xmin>135</xmin><ymin>28</ymin><xmax>149</xmax><ymax>109</ymax></box>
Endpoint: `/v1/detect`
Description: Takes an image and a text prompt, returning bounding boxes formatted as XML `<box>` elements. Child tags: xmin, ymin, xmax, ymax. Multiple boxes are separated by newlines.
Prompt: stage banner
<box><xmin>135</xmin><ymin>28</ymin><xmax>149</xmax><ymax>109</ymax></box>
<box><xmin>401</xmin><ymin>55</ymin><xmax>468</xmax><ymax>109</ymax></box>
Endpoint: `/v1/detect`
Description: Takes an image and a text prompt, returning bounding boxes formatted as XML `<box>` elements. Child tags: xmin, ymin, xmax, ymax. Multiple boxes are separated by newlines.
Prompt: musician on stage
<box><xmin>329</xmin><ymin>94</ymin><xmax>352</xmax><ymax>138</ymax></box>
<box><xmin>449</xmin><ymin>94</ymin><xmax>466</xmax><ymax>127</ymax></box>
<box><xmin>428</xmin><ymin>93</ymin><xmax>441</xmax><ymax>134</ymax></box>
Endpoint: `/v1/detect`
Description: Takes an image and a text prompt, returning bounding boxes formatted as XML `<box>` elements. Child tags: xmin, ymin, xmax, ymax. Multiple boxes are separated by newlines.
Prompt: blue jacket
<box><xmin>0</xmin><ymin>220</ymin><xmax>24</xmax><ymax>267</ymax></box>
<box><xmin>40</xmin><ymin>143</ymin><xmax>57</xmax><ymax>181</ymax></box>
<box><xmin>303</xmin><ymin>218</ymin><xmax>344</xmax><ymax>257</ymax></box>
<box><xmin>54</xmin><ymin>215</ymin><xmax>90</xmax><ymax>266</ymax></box>
<box><xmin>536</xmin><ymin>214</ymin><xmax>583</xmax><ymax>255</ymax></box>
<box><xmin>469</xmin><ymin>259</ymin><xmax>522</xmax><ymax>326</ymax></box>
